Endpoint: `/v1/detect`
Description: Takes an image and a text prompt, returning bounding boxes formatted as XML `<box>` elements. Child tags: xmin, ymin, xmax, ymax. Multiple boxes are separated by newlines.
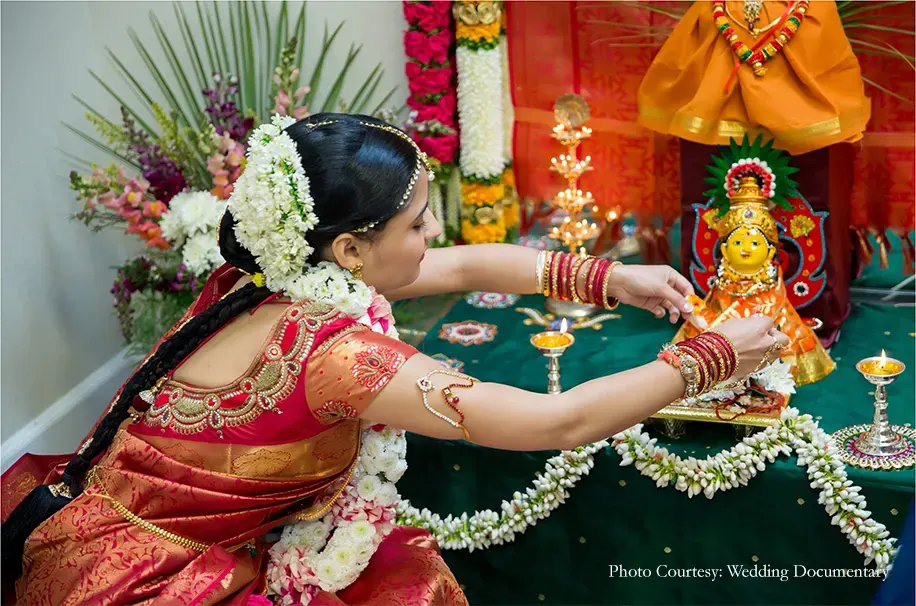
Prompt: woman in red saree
<box><xmin>2</xmin><ymin>113</ymin><xmax>786</xmax><ymax>605</ymax></box>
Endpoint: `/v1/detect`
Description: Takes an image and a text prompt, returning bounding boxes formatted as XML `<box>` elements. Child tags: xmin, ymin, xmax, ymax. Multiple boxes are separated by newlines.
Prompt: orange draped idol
<box><xmin>637</xmin><ymin>0</ymin><xmax>871</xmax><ymax>155</ymax></box>
<box><xmin>3</xmin><ymin>265</ymin><xmax>466</xmax><ymax>605</ymax></box>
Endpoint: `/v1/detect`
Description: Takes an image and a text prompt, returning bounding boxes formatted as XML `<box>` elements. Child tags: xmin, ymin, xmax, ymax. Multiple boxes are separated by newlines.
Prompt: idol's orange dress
<box><xmin>638</xmin><ymin>0</ymin><xmax>871</xmax><ymax>155</ymax></box>
<box><xmin>4</xmin><ymin>265</ymin><xmax>466</xmax><ymax>605</ymax></box>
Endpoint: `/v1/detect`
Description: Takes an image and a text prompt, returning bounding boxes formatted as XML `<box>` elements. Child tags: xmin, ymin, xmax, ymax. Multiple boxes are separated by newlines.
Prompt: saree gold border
<box><xmin>85</xmin><ymin>442</ymin><xmax>360</xmax><ymax>552</ymax></box>
<box><xmin>639</xmin><ymin>105</ymin><xmax>868</xmax><ymax>144</ymax></box>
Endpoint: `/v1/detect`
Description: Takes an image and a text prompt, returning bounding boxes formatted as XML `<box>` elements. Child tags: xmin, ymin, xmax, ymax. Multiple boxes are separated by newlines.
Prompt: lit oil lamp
<box><xmin>833</xmin><ymin>350</ymin><xmax>915</xmax><ymax>471</ymax></box>
<box><xmin>530</xmin><ymin>319</ymin><xmax>575</xmax><ymax>395</ymax></box>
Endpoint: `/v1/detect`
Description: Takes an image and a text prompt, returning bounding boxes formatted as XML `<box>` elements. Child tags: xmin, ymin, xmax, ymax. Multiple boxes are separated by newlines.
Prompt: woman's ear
<box><xmin>329</xmin><ymin>233</ymin><xmax>369</xmax><ymax>271</ymax></box>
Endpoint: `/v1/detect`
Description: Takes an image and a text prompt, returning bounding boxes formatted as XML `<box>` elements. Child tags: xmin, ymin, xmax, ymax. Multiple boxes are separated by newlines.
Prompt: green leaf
<box><xmin>213</xmin><ymin>2</ymin><xmax>233</xmax><ymax>79</ymax></box>
<box><xmin>349</xmin><ymin>64</ymin><xmax>382</xmax><ymax>113</ymax></box>
<box><xmin>239</xmin><ymin>1</ymin><xmax>257</xmax><ymax>117</ymax></box>
<box><xmin>293</xmin><ymin>1</ymin><xmax>308</xmax><ymax>77</ymax></box>
<box><xmin>89</xmin><ymin>67</ymin><xmax>158</xmax><ymax>137</ymax></box>
<box><xmin>844</xmin><ymin>22</ymin><xmax>916</xmax><ymax>36</ymax></box>
<box><xmin>227</xmin><ymin>2</ymin><xmax>243</xmax><ymax>107</ymax></box>
<box><xmin>306</xmin><ymin>22</ymin><xmax>345</xmax><ymax>109</ymax></box>
<box><xmin>64</xmin><ymin>123</ymin><xmax>143</xmax><ymax>170</ymax></box>
<box><xmin>703</xmin><ymin>175</ymin><xmax>722</xmax><ymax>187</ymax></box>
<box><xmin>861</xmin><ymin>75</ymin><xmax>914</xmax><ymax>103</ymax></box>
<box><xmin>370</xmin><ymin>86</ymin><xmax>398</xmax><ymax>117</ymax></box>
<box><xmin>838</xmin><ymin>1</ymin><xmax>910</xmax><ymax>21</ymax></box>
<box><xmin>195</xmin><ymin>1</ymin><xmax>220</xmax><ymax>76</ymax></box>
<box><xmin>150</xmin><ymin>12</ymin><xmax>203</xmax><ymax>128</ymax></box>
<box><xmin>174</xmin><ymin>2</ymin><xmax>208</xmax><ymax>94</ymax></box>
<box><xmin>128</xmin><ymin>27</ymin><xmax>195</xmax><ymax>128</ymax></box>
<box><xmin>353</xmin><ymin>69</ymin><xmax>384</xmax><ymax>114</ymax></box>
<box><xmin>320</xmin><ymin>43</ymin><xmax>361</xmax><ymax>113</ymax></box>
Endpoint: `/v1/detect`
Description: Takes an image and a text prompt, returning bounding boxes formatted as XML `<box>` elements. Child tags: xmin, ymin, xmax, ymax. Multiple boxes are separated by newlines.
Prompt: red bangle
<box><xmin>702</xmin><ymin>332</ymin><xmax>738</xmax><ymax>367</ymax></box>
<box><xmin>584</xmin><ymin>259</ymin><xmax>601</xmax><ymax>305</ymax></box>
<box><xmin>591</xmin><ymin>261</ymin><xmax>610</xmax><ymax>307</ymax></box>
<box><xmin>696</xmin><ymin>333</ymin><xmax>737</xmax><ymax>380</ymax></box>
<box><xmin>690</xmin><ymin>337</ymin><xmax>726</xmax><ymax>384</ymax></box>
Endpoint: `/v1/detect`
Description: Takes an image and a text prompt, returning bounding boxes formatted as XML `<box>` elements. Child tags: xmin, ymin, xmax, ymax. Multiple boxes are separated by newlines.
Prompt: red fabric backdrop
<box><xmin>506</xmin><ymin>1</ymin><xmax>915</xmax><ymax>233</ymax></box>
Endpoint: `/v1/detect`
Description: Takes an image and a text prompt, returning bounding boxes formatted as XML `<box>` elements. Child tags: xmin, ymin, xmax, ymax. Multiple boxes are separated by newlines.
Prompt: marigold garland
<box><xmin>461</xmin><ymin>182</ymin><xmax>506</xmax><ymax>206</ymax></box>
<box><xmin>461</xmin><ymin>219</ymin><xmax>507</xmax><ymax>244</ymax></box>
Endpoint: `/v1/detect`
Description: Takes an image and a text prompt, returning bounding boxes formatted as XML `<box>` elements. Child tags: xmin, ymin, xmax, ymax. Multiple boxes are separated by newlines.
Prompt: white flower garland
<box><xmin>158</xmin><ymin>190</ymin><xmax>227</xmax><ymax>275</ymax></box>
<box><xmin>499</xmin><ymin>34</ymin><xmax>514</xmax><ymax>167</ymax></box>
<box><xmin>456</xmin><ymin>45</ymin><xmax>504</xmax><ymax>179</ymax></box>
<box><xmin>268</xmin><ymin>424</ymin><xmax>408</xmax><ymax>604</ymax></box>
<box><xmin>396</xmin><ymin>440</ymin><xmax>607</xmax><ymax>551</ymax></box>
<box><xmin>228</xmin><ymin>115</ymin><xmax>319</xmax><ymax>294</ymax></box>
<box><xmin>612</xmin><ymin>407</ymin><xmax>897</xmax><ymax>570</ymax></box>
<box><xmin>697</xmin><ymin>358</ymin><xmax>796</xmax><ymax>403</ymax></box>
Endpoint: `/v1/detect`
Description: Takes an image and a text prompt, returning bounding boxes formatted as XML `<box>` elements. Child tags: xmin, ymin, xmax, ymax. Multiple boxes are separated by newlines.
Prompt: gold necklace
<box><xmin>724</xmin><ymin>1</ymin><xmax>781</xmax><ymax>38</ymax></box>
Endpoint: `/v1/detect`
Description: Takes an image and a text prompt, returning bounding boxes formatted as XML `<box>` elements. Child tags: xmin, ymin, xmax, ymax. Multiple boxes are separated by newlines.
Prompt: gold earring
<box><xmin>349</xmin><ymin>263</ymin><xmax>363</xmax><ymax>282</ymax></box>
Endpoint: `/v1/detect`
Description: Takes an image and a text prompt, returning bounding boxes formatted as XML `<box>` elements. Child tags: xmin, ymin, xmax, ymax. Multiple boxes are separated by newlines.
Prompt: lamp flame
<box><xmin>880</xmin><ymin>349</ymin><xmax>887</xmax><ymax>365</ymax></box>
<box><xmin>560</xmin><ymin>318</ymin><xmax>569</xmax><ymax>334</ymax></box>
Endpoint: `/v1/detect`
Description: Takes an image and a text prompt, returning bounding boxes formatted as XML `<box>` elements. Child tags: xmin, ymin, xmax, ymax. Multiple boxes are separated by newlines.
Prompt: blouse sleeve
<box><xmin>305</xmin><ymin>326</ymin><xmax>418</xmax><ymax>425</ymax></box>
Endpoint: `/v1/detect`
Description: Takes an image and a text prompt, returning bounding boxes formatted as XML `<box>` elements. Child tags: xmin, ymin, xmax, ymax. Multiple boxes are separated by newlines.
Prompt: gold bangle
<box><xmin>602</xmin><ymin>261</ymin><xmax>621</xmax><ymax>310</ymax></box>
<box><xmin>569</xmin><ymin>256</ymin><xmax>587</xmax><ymax>303</ymax></box>
<box><xmin>535</xmin><ymin>251</ymin><xmax>546</xmax><ymax>294</ymax></box>
<box><xmin>542</xmin><ymin>251</ymin><xmax>555</xmax><ymax>297</ymax></box>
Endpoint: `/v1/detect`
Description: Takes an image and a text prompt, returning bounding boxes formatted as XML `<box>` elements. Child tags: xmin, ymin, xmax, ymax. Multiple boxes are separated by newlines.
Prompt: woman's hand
<box><xmin>713</xmin><ymin>316</ymin><xmax>790</xmax><ymax>378</ymax></box>
<box><xmin>606</xmin><ymin>264</ymin><xmax>696</xmax><ymax>323</ymax></box>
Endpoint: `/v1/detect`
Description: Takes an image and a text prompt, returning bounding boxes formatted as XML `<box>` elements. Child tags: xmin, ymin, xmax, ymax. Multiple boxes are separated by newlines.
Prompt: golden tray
<box><xmin>650</xmin><ymin>394</ymin><xmax>791</xmax><ymax>428</ymax></box>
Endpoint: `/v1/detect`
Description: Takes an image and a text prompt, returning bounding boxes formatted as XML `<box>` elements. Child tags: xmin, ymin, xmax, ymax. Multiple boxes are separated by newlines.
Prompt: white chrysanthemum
<box><xmin>158</xmin><ymin>207</ymin><xmax>185</xmax><ymax>244</ymax></box>
<box><xmin>346</xmin><ymin>521</ymin><xmax>377</xmax><ymax>542</ymax></box>
<box><xmin>456</xmin><ymin>45</ymin><xmax>504</xmax><ymax>179</ymax></box>
<box><xmin>170</xmin><ymin>190</ymin><xmax>226</xmax><ymax>236</ymax></box>
<box><xmin>386</xmin><ymin>458</ymin><xmax>408</xmax><ymax>483</ymax></box>
<box><xmin>356</xmin><ymin>475</ymin><xmax>382</xmax><ymax>502</ymax></box>
<box><xmin>362</xmin><ymin>438</ymin><xmax>383</xmax><ymax>459</ymax></box>
<box><xmin>752</xmin><ymin>359</ymin><xmax>797</xmax><ymax>394</ymax></box>
<box><xmin>375</xmin><ymin>451</ymin><xmax>399</xmax><ymax>476</ymax></box>
<box><xmin>182</xmin><ymin>232</ymin><xmax>224</xmax><ymax>276</ymax></box>
<box><xmin>374</xmin><ymin>482</ymin><xmax>399</xmax><ymax>506</ymax></box>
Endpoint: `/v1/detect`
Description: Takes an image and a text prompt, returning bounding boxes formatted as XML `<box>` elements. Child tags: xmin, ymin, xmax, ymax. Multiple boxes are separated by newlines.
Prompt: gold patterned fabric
<box><xmin>8</xmin><ymin>265</ymin><xmax>462</xmax><ymax>605</ymax></box>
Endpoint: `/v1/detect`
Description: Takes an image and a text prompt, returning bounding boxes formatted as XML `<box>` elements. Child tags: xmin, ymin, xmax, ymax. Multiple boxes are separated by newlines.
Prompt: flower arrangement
<box><xmin>453</xmin><ymin>0</ymin><xmax>515</xmax><ymax>245</ymax></box>
<box><xmin>67</xmin><ymin>2</ymin><xmax>399</xmax><ymax>353</ymax></box>
<box><xmin>403</xmin><ymin>0</ymin><xmax>462</xmax><ymax>246</ymax></box>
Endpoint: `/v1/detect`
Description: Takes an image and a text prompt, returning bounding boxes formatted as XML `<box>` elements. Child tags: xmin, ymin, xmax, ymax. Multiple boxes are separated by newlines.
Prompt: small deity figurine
<box><xmin>675</xmin><ymin>136</ymin><xmax>835</xmax><ymax>386</ymax></box>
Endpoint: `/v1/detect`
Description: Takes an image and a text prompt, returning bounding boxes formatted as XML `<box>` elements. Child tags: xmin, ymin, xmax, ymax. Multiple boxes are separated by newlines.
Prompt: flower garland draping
<box><xmin>394</xmin><ymin>407</ymin><xmax>896</xmax><ymax>572</ymax></box>
<box><xmin>268</xmin><ymin>423</ymin><xmax>409</xmax><ymax>604</ymax></box>
<box><xmin>403</xmin><ymin>0</ymin><xmax>461</xmax><ymax>244</ymax></box>
<box><xmin>613</xmin><ymin>407</ymin><xmax>897</xmax><ymax>570</ymax></box>
<box><xmin>396</xmin><ymin>440</ymin><xmax>608</xmax><ymax>551</ymax></box>
<box><xmin>499</xmin><ymin>13</ymin><xmax>520</xmax><ymax>238</ymax></box>
<box><xmin>454</xmin><ymin>0</ymin><xmax>511</xmax><ymax>244</ymax></box>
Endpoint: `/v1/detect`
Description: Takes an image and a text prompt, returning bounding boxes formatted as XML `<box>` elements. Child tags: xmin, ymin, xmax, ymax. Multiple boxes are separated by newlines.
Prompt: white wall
<box><xmin>0</xmin><ymin>1</ymin><xmax>408</xmax><ymax>463</ymax></box>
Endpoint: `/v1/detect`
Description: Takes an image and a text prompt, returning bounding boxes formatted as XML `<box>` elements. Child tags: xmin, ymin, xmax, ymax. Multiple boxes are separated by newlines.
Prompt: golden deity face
<box><xmin>720</xmin><ymin>226</ymin><xmax>775</xmax><ymax>275</ymax></box>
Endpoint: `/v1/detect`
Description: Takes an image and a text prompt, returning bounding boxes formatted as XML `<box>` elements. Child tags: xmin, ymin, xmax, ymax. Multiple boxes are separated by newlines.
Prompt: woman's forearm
<box><xmin>456</xmin><ymin>244</ymin><xmax>541</xmax><ymax>294</ymax></box>
<box><xmin>557</xmin><ymin>360</ymin><xmax>686</xmax><ymax>448</ymax></box>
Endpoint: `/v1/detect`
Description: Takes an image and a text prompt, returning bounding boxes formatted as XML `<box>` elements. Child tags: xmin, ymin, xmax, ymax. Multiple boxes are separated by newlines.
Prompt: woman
<box><xmin>2</xmin><ymin>113</ymin><xmax>788</xmax><ymax>605</ymax></box>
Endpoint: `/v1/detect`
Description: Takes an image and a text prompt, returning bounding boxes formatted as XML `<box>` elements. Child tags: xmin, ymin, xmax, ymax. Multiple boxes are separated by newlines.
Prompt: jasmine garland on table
<box><xmin>2</xmin><ymin>113</ymin><xmax>788</xmax><ymax>605</ymax></box>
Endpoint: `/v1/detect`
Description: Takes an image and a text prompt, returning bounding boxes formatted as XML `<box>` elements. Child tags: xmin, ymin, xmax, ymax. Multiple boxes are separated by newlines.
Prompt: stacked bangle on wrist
<box><xmin>536</xmin><ymin>250</ymin><xmax>620</xmax><ymax>310</ymax></box>
<box><xmin>658</xmin><ymin>331</ymin><xmax>739</xmax><ymax>399</ymax></box>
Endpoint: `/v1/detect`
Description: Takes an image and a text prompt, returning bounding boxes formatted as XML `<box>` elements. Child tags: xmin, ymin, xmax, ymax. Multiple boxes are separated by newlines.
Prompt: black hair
<box><xmin>1</xmin><ymin>112</ymin><xmax>420</xmax><ymax>584</ymax></box>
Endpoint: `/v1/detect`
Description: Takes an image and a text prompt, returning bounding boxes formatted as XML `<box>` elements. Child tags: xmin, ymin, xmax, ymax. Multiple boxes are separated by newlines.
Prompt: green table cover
<box><xmin>396</xmin><ymin>295</ymin><xmax>915</xmax><ymax>605</ymax></box>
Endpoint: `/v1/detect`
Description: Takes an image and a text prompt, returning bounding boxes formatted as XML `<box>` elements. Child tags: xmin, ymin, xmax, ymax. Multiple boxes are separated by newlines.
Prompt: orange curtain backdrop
<box><xmin>507</xmin><ymin>1</ymin><xmax>915</xmax><ymax>232</ymax></box>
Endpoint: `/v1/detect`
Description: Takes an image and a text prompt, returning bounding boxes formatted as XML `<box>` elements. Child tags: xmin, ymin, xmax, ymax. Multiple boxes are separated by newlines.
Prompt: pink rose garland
<box><xmin>402</xmin><ymin>1</ymin><xmax>458</xmax><ymax>165</ymax></box>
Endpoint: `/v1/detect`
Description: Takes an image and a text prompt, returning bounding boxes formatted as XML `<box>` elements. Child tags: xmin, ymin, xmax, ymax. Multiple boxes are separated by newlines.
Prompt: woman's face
<box><xmin>360</xmin><ymin>175</ymin><xmax>441</xmax><ymax>294</ymax></box>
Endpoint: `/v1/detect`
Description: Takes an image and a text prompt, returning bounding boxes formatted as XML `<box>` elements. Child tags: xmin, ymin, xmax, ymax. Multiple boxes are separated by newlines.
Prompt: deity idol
<box><xmin>675</xmin><ymin>136</ymin><xmax>835</xmax><ymax>386</ymax></box>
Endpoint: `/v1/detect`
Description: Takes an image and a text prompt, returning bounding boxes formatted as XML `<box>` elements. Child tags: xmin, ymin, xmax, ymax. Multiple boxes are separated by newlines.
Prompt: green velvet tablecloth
<box><xmin>396</xmin><ymin>295</ymin><xmax>915</xmax><ymax>606</ymax></box>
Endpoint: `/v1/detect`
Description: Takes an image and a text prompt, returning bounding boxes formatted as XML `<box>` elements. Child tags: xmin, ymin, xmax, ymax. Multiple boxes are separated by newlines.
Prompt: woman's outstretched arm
<box><xmin>383</xmin><ymin>244</ymin><xmax>696</xmax><ymax>323</ymax></box>
<box><xmin>360</xmin><ymin>316</ymin><xmax>786</xmax><ymax>452</ymax></box>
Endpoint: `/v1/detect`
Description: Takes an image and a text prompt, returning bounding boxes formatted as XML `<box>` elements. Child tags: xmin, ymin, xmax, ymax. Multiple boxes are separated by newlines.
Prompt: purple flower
<box><xmin>203</xmin><ymin>74</ymin><xmax>253</xmax><ymax>141</ymax></box>
<box><xmin>120</xmin><ymin>108</ymin><xmax>187</xmax><ymax>204</ymax></box>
